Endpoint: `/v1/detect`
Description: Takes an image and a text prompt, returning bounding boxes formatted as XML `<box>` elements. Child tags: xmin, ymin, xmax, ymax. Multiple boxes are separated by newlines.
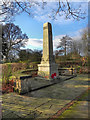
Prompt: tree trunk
<box><xmin>5</xmin><ymin>52</ymin><xmax>9</xmax><ymax>62</ymax></box>
<box><xmin>65</xmin><ymin>42</ymin><xmax>66</xmax><ymax>57</ymax></box>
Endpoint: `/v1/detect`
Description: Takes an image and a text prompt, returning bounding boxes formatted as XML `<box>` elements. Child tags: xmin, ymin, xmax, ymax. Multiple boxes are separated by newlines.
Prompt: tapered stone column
<box><xmin>38</xmin><ymin>22</ymin><xmax>58</xmax><ymax>79</ymax></box>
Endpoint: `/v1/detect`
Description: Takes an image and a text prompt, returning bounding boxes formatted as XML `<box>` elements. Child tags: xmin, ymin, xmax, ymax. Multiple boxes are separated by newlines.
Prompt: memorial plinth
<box><xmin>38</xmin><ymin>22</ymin><xmax>58</xmax><ymax>79</ymax></box>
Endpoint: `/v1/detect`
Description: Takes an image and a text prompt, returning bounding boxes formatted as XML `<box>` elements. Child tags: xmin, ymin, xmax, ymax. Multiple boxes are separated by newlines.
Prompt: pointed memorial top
<box><xmin>43</xmin><ymin>22</ymin><xmax>51</xmax><ymax>27</ymax></box>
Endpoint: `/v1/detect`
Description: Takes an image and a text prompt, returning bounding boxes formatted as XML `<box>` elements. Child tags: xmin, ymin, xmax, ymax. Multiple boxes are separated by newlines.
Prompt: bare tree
<box><xmin>81</xmin><ymin>27</ymin><xmax>88</xmax><ymax>56</ymax></box>
<box><xmin>57</xmin><ymin>35</ymin><xmax>72</xmax><ymax>56</ymax></box>
<box><xmin>71</xmin><ymin>40</ymin><xmax>82</xmax><ymax>55</ymax></box>
<box><xmin>0</xmin><ymin>0</ymin><xmax>86</xmax><ymax>22</ymax></box>
<box><xmin>71</xmin><ymin>29</ymin><xmax>88</xmax><ymax>56</ymax></box>
<box><xmin>2</xmin><ymin>23</ymin><xmax>28</xmax><ymax>62</ymax></box>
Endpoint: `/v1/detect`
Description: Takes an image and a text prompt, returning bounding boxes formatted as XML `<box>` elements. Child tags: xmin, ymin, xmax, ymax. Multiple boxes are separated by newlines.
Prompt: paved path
<box><xmin>0</xmin><ymin>64</ymin><xmax>2</xmax><ymax>120</ymax></box>
<box><xmin>2</xmin><ymin>74</ymin><xmax>89</xmax><ymax>119</ymax></box>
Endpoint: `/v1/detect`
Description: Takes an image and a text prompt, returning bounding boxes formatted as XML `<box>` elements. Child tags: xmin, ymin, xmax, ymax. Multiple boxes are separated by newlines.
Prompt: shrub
<box><xmin>2</xmin><ymin>79</ymin><xmax>14</xmax><ymax>94</ymax></box>
<box><xmin>2</xmin><ymin>63</ymin><xmax>12</xmax><ymax>84</ymax></box>
<box><xmin>26</xmin><ymin>62</ymin><xmax>30</xmax><ymax>69</ymax></box>
<box><xmin>76</xmin><ymin>66</ymin><xmax>81</xmax><ymax>73</ymax></box>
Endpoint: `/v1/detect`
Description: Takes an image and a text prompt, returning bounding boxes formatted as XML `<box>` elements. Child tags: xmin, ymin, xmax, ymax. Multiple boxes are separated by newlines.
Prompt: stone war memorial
<box><xmin>38</xmin><ymin>22</ymin><xmax>58</xmax><ymax>79</ymax></box>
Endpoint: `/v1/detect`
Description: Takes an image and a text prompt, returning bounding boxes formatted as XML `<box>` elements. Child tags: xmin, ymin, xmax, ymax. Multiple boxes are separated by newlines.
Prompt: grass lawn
<box><xmin>57</xmin><ymin>88</ymin><xmax>89</xmax><ymax>119</ymax></box>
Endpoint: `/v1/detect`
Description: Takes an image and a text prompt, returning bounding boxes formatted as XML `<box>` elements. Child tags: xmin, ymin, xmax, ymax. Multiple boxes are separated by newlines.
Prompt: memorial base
<box><xmin>38</xmin><ymin>63</ymin><xmax>58</xmax><ymax>79</ymax></box>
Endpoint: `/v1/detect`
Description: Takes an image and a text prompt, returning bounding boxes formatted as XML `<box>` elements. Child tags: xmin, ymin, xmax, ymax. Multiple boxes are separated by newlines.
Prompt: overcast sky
<box><xmin>13</xmin><ymin>1</ymin><xmax>88</xmax><ymax>51</ymax></box>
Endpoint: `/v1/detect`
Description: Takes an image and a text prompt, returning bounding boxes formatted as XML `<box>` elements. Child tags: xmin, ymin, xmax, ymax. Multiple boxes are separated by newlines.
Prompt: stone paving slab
<box><xmin>35</xmin><ymin>99</ymin><xmax>70</xmax><ymax>118</ymax></box>
<box><xmin>2</xmin><ymin>74</ymin><xmax>89</xmax><ymax>119</ymax></box>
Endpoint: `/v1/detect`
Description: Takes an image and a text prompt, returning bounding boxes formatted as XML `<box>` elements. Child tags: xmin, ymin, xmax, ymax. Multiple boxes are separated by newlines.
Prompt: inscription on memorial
<box><xmin>43</xmin><ymin>26</ymin><xmax>48</xmax><ymax>30</ymax></box>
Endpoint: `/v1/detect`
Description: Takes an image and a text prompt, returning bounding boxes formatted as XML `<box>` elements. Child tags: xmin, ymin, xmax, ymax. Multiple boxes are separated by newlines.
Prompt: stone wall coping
<box><xmin>20</xmin><ymin>75</ymin><xmax>32</xmax><ymax>80</ymax></box>
<box><xmin>58</xmin><ymin>68</ymin><xmax>76</xmax><ymax>70</ymax></box>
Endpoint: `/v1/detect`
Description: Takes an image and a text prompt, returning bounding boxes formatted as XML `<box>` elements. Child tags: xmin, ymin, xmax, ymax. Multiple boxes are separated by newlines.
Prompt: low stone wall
<box><xmin>58</xmin><ymin>68</ymin><xmax>76</xmax><ymax>76</ymax></box>
<box><xmin>14</xmin><ymin>76</ymin><xmax>32</xmax><ymax>94</ymax></box>
<box><xmin>12</xmin><ymin>68</ymin><xmax>76</xmax><ymax>94</ymax></box>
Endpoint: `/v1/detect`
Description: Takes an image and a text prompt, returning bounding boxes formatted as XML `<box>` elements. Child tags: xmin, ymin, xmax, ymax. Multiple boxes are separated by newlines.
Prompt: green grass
<box><xmin>9</xmin><ymin>68</ymin><xmax>37</xmax><ymax>80</ymax></box>
<box><xmin>11</xmin><ymin>69</ymin><xmax>32</xmax><ymax>78</ymax></box>
<box><xmin>78</xmin><ymin>89</ymin><xmax>89</xmax><ymax>101</ymax></box>
<box><xmin>0</xmin><ymin>79</ymin><xmax>2</xmax><ymax>82</ymax></box>
<box><xmin>56</xmin><ymin>88</ymin><xmax>89</xmax><ymax>119</ymax></box>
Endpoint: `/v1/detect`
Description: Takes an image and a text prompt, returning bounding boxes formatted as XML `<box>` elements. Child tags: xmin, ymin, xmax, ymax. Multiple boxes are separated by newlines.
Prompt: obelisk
<box><xmin>38</xmin><ymin>22</ymin><xmax>58</xmax><ymax>79</ymax></box>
